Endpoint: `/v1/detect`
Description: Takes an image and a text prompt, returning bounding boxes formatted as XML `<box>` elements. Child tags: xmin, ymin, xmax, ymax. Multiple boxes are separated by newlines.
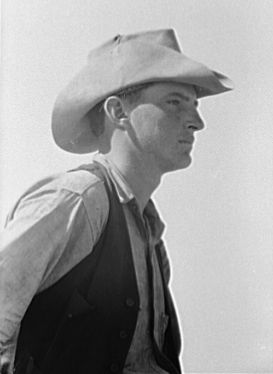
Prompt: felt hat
<box><xmin>52</xmin><ymin>28</ymin><xmax>233</xmax><ymax>153</ymax></box>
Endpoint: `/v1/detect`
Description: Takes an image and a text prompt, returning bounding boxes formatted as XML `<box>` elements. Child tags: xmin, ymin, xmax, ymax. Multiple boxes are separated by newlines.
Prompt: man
<box><xmin>0</xmin><ymin>29</ymin><xmax>233</xmax><ymax>374</ymax></box>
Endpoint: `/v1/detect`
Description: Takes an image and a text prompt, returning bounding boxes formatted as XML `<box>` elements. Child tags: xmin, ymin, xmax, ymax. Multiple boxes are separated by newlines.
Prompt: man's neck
<box><xmin>103</xmin><ymin>151</ymin><xmax>162</xmax><ymax>213</ymax></box>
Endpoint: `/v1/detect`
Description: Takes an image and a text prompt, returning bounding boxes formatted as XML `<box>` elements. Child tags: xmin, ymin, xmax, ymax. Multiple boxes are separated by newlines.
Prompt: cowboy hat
<box><xmin>52</xmin><ymin>28</ymin><xmax>233</xmax><ymax>154</ymax></box>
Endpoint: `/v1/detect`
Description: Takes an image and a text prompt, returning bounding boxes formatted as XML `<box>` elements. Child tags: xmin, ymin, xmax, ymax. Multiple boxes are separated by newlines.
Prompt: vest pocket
<box><xmin>41</xmin><ymin>289</ymin><xmax>96</xmax><ymax>373</ymax></box>
<box><xmin>14</xmin><ymin>355</ymin><xmax>42</xmax><ymax>374</ymax></box>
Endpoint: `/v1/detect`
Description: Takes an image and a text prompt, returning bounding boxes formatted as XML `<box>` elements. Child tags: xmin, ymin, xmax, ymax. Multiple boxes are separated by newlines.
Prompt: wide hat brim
<box><xmin>52</xmin><ymin>29</ymin><xmax>233</xmax><ymax>154</ymax></box>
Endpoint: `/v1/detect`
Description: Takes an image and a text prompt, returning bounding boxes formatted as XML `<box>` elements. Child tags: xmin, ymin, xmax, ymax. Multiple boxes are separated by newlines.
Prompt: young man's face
<box><xmin>127</xmin><ymin>82</ymin><xmax>205</xmax><ymax>173</ymax></box>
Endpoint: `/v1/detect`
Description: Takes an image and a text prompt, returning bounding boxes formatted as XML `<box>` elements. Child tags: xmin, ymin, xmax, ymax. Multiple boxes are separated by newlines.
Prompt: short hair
<box><xmin>88</xmin><ymin>82</ymin><xmax>152</xmax><ymax>137</ymax></box>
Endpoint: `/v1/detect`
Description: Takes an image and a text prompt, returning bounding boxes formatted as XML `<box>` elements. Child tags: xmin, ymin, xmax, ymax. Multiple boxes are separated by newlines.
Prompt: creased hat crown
<box><xmin>109</xmin><ymin>28</ymin><xmax>182</xmax><ymax>52</ymax></box>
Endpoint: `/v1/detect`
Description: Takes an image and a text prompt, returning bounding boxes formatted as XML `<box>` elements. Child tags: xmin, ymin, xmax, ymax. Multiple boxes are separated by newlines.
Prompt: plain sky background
<box><xmin>1</xmin><ymin>1</ymin><xmax>273</xmax><ymax>372</ymax></box>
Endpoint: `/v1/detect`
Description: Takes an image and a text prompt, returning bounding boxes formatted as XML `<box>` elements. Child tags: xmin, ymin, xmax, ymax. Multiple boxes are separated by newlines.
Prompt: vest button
<box><xmin>125</xmin><ymin>298</ymin><xmax>135</xmax><ymax>307</ymax></box>
<box><xmin>119</xmin><ymin>330</ymin><xmax>127</xmax><ymax>339</ymax></box>
<box><xmin>110</xmin><ymin>363</ymin><xmax>119</xmax><ymax>373</ymax></box>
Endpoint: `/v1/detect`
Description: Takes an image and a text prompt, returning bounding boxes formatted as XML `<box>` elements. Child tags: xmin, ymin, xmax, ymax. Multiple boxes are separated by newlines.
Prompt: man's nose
<box><xmin>185</xmin><ymin>112</ymin><xmax>205</xmax><ymax>131</ymax></box>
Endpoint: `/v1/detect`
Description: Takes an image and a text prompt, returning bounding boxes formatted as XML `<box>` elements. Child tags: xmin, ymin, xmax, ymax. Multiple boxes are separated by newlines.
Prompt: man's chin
<box><xmin>163</xmin><ymin>156</ymin><xmax>192</xmax><ymax>174</ymax></box>
<box><xmin>177</xmin><ymin>155</ymin><xmax>192</xmax><ymax>170</ymax></box>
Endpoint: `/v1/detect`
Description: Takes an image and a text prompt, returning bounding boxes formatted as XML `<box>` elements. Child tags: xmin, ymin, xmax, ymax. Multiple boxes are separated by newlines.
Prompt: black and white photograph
<box><xmin>1</xmin><ymin>1</ymin><xmax>273</xmax><ymax>373</ymax></box>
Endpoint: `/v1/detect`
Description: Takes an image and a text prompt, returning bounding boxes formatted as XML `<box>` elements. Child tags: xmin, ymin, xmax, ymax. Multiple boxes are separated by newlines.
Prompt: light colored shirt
<box><xmin>0</xmin><ymin>153</ymin><xmax>172</xmax><ymax>373</ymax></box>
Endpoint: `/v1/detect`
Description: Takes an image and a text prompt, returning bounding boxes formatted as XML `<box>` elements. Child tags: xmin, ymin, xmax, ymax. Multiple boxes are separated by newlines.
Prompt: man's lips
<box><xmin>178</xmin><ymin>137</ymin><xmax>194</xmax><ymax>144</ymax></box>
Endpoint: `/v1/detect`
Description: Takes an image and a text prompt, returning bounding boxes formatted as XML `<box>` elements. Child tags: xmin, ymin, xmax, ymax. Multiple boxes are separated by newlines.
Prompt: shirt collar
<box><xmin>93</xmin><ymin>152</ymin><xmax>134</xmax><ymax>204</ymax></box>
<box><xmin>93</xmin><ymin>152</ymin><xmax>165</xmax><ymax>240</ymax></box>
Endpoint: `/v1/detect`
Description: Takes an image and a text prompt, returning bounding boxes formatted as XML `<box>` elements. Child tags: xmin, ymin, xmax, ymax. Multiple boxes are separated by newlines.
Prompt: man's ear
<box><xmin>103</xmin><ymin>96</ymin><xmax>129</xmax><ymax>128</ymax></box>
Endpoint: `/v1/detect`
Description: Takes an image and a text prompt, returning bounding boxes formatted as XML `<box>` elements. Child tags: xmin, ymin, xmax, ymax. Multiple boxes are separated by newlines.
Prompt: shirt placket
<box><xmin>145</xmin><ymin>217</ymin><xmax>167</xmax><ymax>351</ymax></box>
<box><xmin>130</xmin><ymin>201</ymin><xmax>166</xmax><ymax>350</ymax></box>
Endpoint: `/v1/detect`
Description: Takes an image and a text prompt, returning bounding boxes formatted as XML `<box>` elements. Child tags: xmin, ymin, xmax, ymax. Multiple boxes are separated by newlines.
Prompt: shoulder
<box><xmin>6</xmin><ymin>163</ymin><xmax>109</xmax><ymax>224</ymax></box>
<box><xmin>24</xmin><ymin>163</ymin><xmax>107</xmax><ymax>199</ymax></box>
<box><xmin>48</xmin><ymin>163</ymin><xmax>106</xmax><ymax>196</ymax></box>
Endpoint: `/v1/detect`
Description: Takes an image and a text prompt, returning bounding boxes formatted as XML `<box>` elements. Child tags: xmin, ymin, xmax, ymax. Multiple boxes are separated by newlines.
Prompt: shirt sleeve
<box><xmin>0</xmin><ymin>176</ymin><xmax>109</xmax><ymax>352</ymax></box>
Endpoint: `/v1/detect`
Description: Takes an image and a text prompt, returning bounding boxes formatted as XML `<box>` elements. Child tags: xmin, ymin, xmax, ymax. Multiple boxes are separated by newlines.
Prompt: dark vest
<box><xmin>14</xmin><ymin>163</ymin><xmax>182</xmax><ymax>374</ymax></box>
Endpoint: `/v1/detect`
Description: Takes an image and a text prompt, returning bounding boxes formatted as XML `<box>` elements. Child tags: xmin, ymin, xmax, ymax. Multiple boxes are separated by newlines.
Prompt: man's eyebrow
<box><xmin>166</xmin><ymin>92</ymin><xmax>199</xmax><ymax>107</ymax></box>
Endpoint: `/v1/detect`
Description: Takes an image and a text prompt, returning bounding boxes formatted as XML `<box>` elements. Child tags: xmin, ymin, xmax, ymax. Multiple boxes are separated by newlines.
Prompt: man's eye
<box><xmin>166</xmin><ymin>99</ymin><xmax>180</xmax><ymax>106</ymax></box>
